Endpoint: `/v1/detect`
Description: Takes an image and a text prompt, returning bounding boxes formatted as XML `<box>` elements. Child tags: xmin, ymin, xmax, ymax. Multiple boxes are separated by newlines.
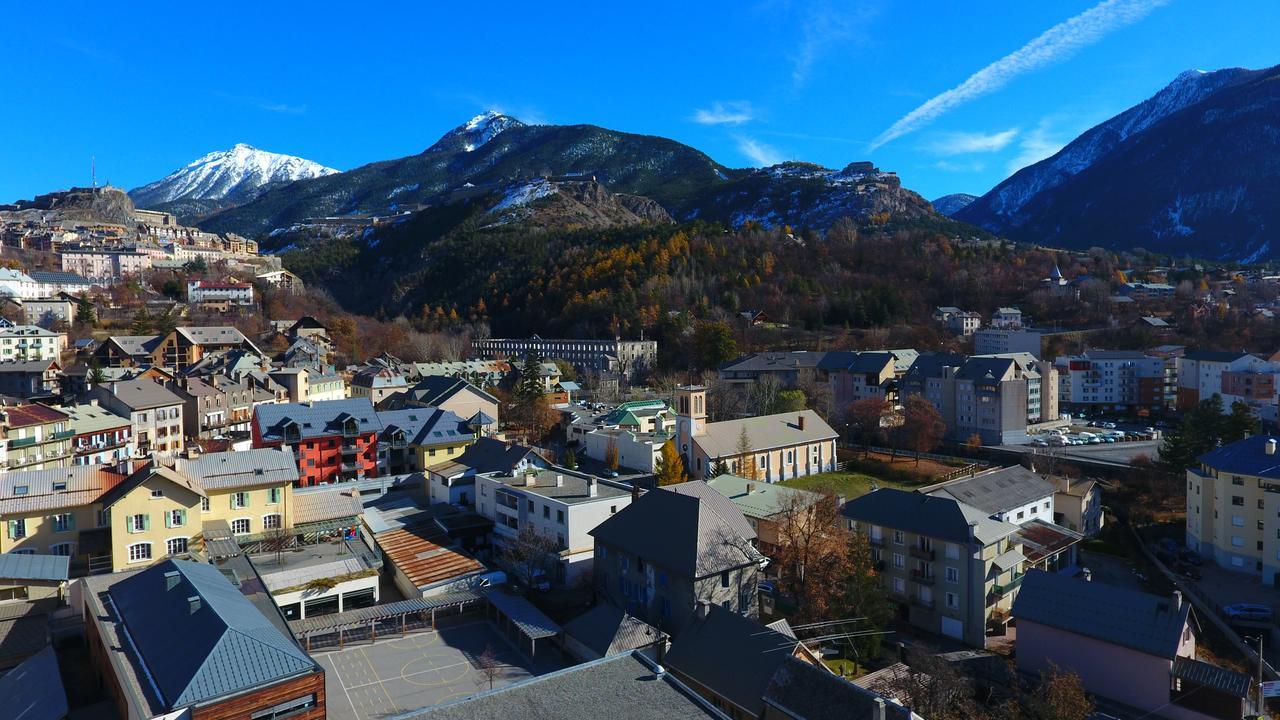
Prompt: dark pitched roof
<box><xmin>902</xmin><ymin>352</ymin><xmax>965</xmax><ymax>381</ymax></box>
<box><xmin>930</xmin><ymin>465</ymin><xmax>1056</xmax><ymax>516</ymax></box>
<box><xmin>1198</xmin><ymin>435</ymin><xmax>1280</xmax><ymax>480</ymax></box>
<box><xmin>405</xmin><ymin>376</ymin><xmax>498</xmax><ymax>406</ymax></box>
<box><xmin>846</xmin><ymin>352</ymin><xmax>896</xmax><ymax>374</ymax></box>
<box><xmin>719</xmin><ymin>352</ymin><xmax>828</xmax><ymax>373</ymax></box>
<box><xmin>0</xmin><ymin>645</ymin><xmax>68</xmax><ymax>720</ymax></box>
<box><xmin>377</xmin><ymin>407</ymin><xmax>472</xmax><ymax>446</ymax></box>
<box><xmin>590</xmin><ymin>486</ymin><xmax>760</xmax><ymax>578</ymax></box>
<box><xmin>562</xmin><ymin>604</ymin><xmax>663</xmax><ymax>657</ymax></box>
<box><xmin>841</xmin><ymin>487</ymin><xmax>1018</xmax><ymax>546</ymax></box>
<box><xmin>1011</xmin><ymin>570</ymin><xmax>1191</xmax><ymax>659</ymax></box>
<box><xmin>665</xmin><ymin>606</ymin><xmax>797</xmax><ymax>717</ymax></box>
<box><xmin>1171</xmin><ymin>656</ymin><xmax>1251</xmax><ymax>698</ymax></box>
<box><xmin>253</xmin><ymin>398</ymin><xmax>382</xmax><ymax>442</ymax></box>
<box><xmin>764</xmin><ymin>656</ymin><xmax>912</xmax><ymax>720</ymax></box>
<box><xmin>109</xmin><ymin>559</ymin><xmax>317</xmax><ymax>708</ymax></box>
<box><xmin>427</xmin><ymin>436</ymin><xmax>543</xmax><ymax>477</ymax></box>
<box><xmin>1183</xmin><ymin>350</ymin><xmax>1251</xmax><ymax>363</ymax></box>
<box><xmin>954</xmin><ymin>356</ymin><xmax>1015</xmax><ymax>382</ymax></box>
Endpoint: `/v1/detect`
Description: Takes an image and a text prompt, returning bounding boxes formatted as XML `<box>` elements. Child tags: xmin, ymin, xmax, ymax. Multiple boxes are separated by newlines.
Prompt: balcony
<box><xmin>340</xmin><ymin>462</ymin><xmax>360</xmax><ymax>473</ymax></box>
<box><xmin>992</xmin><ymin>574</ymin><xmax>1024</xmax><ymax>597</ymax></box>
<box><xmin>341</xmin><ymin>445</ymin><xmax>360</xmax><ymax>456</ymax></box>
<box><xmin>8</xmin><ymin>437</ymin><xmax>36</xmax><ymax>448</ymax></box>
<box><xmin>909</xmin><ymin>545</ymin><xmax>935</xmax><ymax>561</ymax></box>
<box><xmin>910</xmin><ymin>569</ymin><xmax>936</xmax><ymax>586</ymax></box>
<box><xmin>868</xmin><ymin>536</ymin><xmax>885</xmax><ymax>549</ymax></box>
<box><xmin>51</xmin><ymin>430</ymin><xmax>74</xmax><ymax>441</ymax></box>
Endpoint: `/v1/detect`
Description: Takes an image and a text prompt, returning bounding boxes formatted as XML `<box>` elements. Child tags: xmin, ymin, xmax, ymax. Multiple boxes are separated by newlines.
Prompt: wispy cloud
<box><xmin>792</xmin><ymin>2</ymin><xmax>879</xmax><ymax>85</ymax></box>
<box><xmin>1006</xmin><ymin>120</ymin><xmax>1068</xmax><ymax>174</ymax></box>
<box><xmin>691</xmin><ymin>101</ymin><xmax>755</xmax><ymax>126</ymax></box>
<box><xmin>933</xmin><ymin>160</ymin><xmax>987</xmax><ymax>173</ymax></box>
<box><xmin>924</xmin><ymin>128</ymin><xmax>1019</xmax><ymax>156</ymax></box>
<box><xmin>870</xmin><ymin>0</ymin><xmax>1168</xmax><ymax>150</ymax></box>
<box><xmin>214</xmin><ymin>91</ymin><xmax>308</xmax><ymax>115</ymax></box>
<box><xmin>736</xmin><ymin>135</ymin><xmax>783</xmax><ymax>167</ymax></box>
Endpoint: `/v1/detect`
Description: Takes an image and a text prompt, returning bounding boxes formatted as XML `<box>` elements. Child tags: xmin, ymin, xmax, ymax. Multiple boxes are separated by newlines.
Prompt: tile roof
<box><xmin>928</xmin><ymin>465</ymin><xmax>1056</xmax><ymax>517</ymax></box>
<box><xmin>665</xmin><ymin>605</ymin><xmax>798</xmax><ymax>717</ymax></box>
<box><xmin>1198</xmin><ymin>435</ymin><xmax>1280</xmax><ymax>479</ymax></box>
<box><xmin>562</xmin><ymin>604</ymin><xmax>663</xmax><ymax>657</ymax></box>
<box><xmin>841</xmin><ymin>488</ymin><xmax>1020</xmax><ymax>546</ymax></box>
<box><xmin>106</xmin><ymin>559</ymin><xmax>318</xmax><ymax>708</ymax></box>
<box><xmin>0</xmin><ymin>403</ymin><xmax>68</xmax><ymax>428</ymax></box>
<box><xmin>0</xmin><ymin>645</ymin><xmax>68</xmax><ymax>720</ymax></box>
<box><xmin>374</xmin><ymin>527</ymin><xmax>484</xmax><ymax>591</ymax></box>
<box><xmin>1011</xmin><ymin>569</ymin><xmax>1191</xmax><ymax>659</ymax></box>
<box><xmin>253</xmin><ymin>397</ymin><xmax>382</xmax><ymax>442</ymax></box>
<box><xmin>765</xmin><ymin>655</ymin><xmax>913</xmax><ymax>720</ymax></box>
<box><xmin>0</xmin><ymin>465</ymin><xmax>123</xmax><ymax>515</ymax></box>
<box><xmin>693</xmin><ymin>410</ymin><xmax>837</xmax><ymax>459</ymax></box>
<box><xmin>0</xmin><ymin>553</ymin><xmax>69</xmax><ymax>582</ymax></box>
<box><xmin>702</xmin><ymin>474</ymin><xmax>824</xmax><ymax>519</ymax></box>
<box><xmin>591</xmin><ymin>485</ymin><xmax>762</xmax><ymax>578</ymax></box>
<box><xmin>1015</xmin><ymin>519</ymin><xmax>1083</xmax><ymax>564</ymax></box>
<box><xmin>396</xmin><ymin>651</ymin><xmax>722</xmax><ymax>720</ymax></box>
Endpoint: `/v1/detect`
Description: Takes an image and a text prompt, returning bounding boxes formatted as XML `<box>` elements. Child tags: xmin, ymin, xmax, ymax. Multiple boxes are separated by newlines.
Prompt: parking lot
<box><xmin>316</xmin><ymin>620</ymin><xmax>565</xmax><ymax>720</ymax></box>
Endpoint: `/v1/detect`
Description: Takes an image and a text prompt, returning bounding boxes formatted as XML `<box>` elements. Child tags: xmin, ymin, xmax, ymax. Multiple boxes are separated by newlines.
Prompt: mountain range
<box><xmin>189</xmin><ymin>113</ymin><xmax>942</xmax><ymax>240</ymax></box>
<box><xmin>129</xmin><ymin>144</ymin><xmax>338</xmax><ymax>222</ymax></box>
<box><xmin>956</xmin><ymin>65</ymin><xmax>1280</xmax><ymax>261</ymax></box>
<box><xmin>931</xmin><ymin>193</ymin><xmax>977</xmax><ymax>216</ymax></box>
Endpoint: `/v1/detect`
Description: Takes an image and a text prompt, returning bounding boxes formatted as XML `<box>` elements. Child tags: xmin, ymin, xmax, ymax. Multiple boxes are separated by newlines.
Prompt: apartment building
<box><xmin>1186</xmin><ymin>435</ymin><xmax>1280</xmax><ymax>583</ymax></box>
<box><xmin>61</xmin><ymin>402</ymin><xmax>134</xmax><ymax>466</ymax></box>
<box><xmin>391</xmin><ymin>375</ymin><xmax>500</xmax><ymax>428</ymax></box>
<box><xmin>59</xmin><ymin>249</ymin><xmax>150</xmax><ymax>282</ymax></box>
<box><xmin>991</xmin><ymin>307</ymin><xmax>1024</xmax><ymax>329</ymax></box>
<box><xmin>168</xmin><ymin>374</ymin><xmax>277</xmax><ymax>439</ymax></box>
<box><xmin>901</xmin><ymin>352</ymin><xmax>1058</xmax><ymax>446</ymax></box>
<box><xmin>476</xmin><ymin>468</ymin><xmax>634</xmax><ymax>585</ymax></box>
<box><xmin>1</xmin><ymin>404</ymin><xmax>73</xmax><ymax>471</ymax></box>
<box><xmin>841</xmin><ymin>488</ymin><xmax>1026</xmax><ymax>647</ymax></box>
<box><xmin>934</xmin><ymin>307</ymin><xmax>982</xmax><ymax>336</ymax></box>
<box><xmin>591</xmin><ymin>485</ymin><xmax>765</xmax><ymax>633</ymax></box>
<box><xmin>1054</xmin><ymin>351</ymin><xmax>1172</xmax><ymax>411</ymax></box>
<box><xmin>92</xmin><ymin>326</ymin><xmax>262</xmax><ymax>370</ymax></box>
<box><xmin>425</xmin><ymin>436</ymin><xmax>551</xmax><ymax>506</ymax></box>
<box><xmin>186</xmin><ymin>279</ymin><xmax>254</xmax><ymax>306</ymax></box>
<box><xmin>1175</xmin><ymin>350</ymin><xmax>1266</xmax><ymax>411</ymax></box>
<box><xmin>0</xmin><ymin>324</ymin><xmax>64</xmax><ymax>362</ymax></box>
<box><xmin>350</xmin><ymin>365</ymin><xmax>409</xmax><ymax>405</ymax></box>
<box><xmin>252</xmin><ymin>398</ymin><xmax>382</xmax><ymax>485</ymax></box>
<box><xmin>21</xmin><ymin>297</ymin><xmax>75</xmax><ymax>327</ymax></box>
<box><xmin>973</xmin><ymin>328</ymin><xmax>1043</xmax><ymax>359</ymax></box>
<box><xmin>473</xmin><ymin>335</ymin><xmax>658</xmax><ymax>379</ymax></box>
<box><xmin>0</xmin><ymin>268</ymin><xmax>38</xmax><ymax>299</ymax></box>
<box><xmin>28</xmin><ymin>271</ymin><xmax>94</xmax><ymax>297</ymax></box>
<box><xmin>717</xmin><ymin>350</ymin><xmax>906</xmax><ymax>413</ymax></box>
<box><xmin>0</xmin><ymin>358</ymin><xmax>61</xmax><ymax>399</ymax></box>
<box><xmin>86</xmin><ymin>378</ymin><xmax>185</xmax><ymax>455</ymax></box>
<box><xmin>0</xmin><ymin>448</ymin><xmax>299</xmax><ymax>574</ymax></box>
<box><xmin>674</xmin><ymin>385</ymin><xmax>838</xmax><ymax>482</ymax></box>
<box><xmin>376</xmin><ymin>407</ymin><xmax>474</xmax><ymax>475</ymax></box>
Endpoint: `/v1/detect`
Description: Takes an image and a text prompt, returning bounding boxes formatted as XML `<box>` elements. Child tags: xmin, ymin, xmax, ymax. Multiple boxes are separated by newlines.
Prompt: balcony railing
<box><xmin>341</xmin><ymin>445</ymin><xmax>360</xmax><ymax>456</ymax></box>
<box><xmin>909</xmin><ymin>546</ymin><xmax>935</xmax><ymax>561</ymax></box>
<box><xmin>910</xmin><ymin>569</ymin><xmax>936</xmax><ymax>586</ymax></box>
<box><xmin>868</xmin><ymin>537</ymin><xmax>885</xmax><ymax>549</ymax></box>
<box><xmin>992</xmin><ymin>574</ymin><xmax>1024</xmax><ymax>596</ymax></box>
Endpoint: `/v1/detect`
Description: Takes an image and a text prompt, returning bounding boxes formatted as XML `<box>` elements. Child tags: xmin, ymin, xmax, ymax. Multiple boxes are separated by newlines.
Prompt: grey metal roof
<box><xmin>693</xmin><ymin>410</ymin><xmax>837</xmax><ymax>459</ymax></box>
<box><xmin>292</xmin><ymin>488</ymin><xmax>362</xmax><ymax>524</ymax></box>
<box><xmin>393</xmin><ymin>651</ymin><xmax>723</xmax><ymax>720</ymax></box>
<box><xmin>0</xmin><ymin>553</ymin><xmax>69</xmax><ymax>582</ymax></box>
<box><xmin>289</xmin><ymin>591</ymin><xmax>483</xmax><ymax>636</ymax></box>
<box><xmin>489</xmin><ymin>469</ymin><xmax>631</xmax><ymax>504</ymax></box>
<box><xmin>591</xmin><ymin>485</ymin><xmax>762</xmax><ymax>579</ymax></box>
<box><xmin>98</xmin><ymin>377</ymin><xmax>185</xmax><ymax>410</ymax></box>
<box><xmin>0</xmin><ymin>358</ymin><xmax>59</xmax><ymax>373</ymax></box>
<box><xmin>841</xmin><ymin>488</ymin><xmax>1020</xmax><ymax>546</ymax></box>
<box><xmin>378</xmin><ymin>407</ymin><xmax>473</xmax><ymax>446</ymax></box>
<box><xmin>665</xmin><ymin>605</ymin><xmax>797</xmax><ymax>717</ymax></box>
<box><xmin>1183</xmin><ymin>349</ymin><xmax>1252</xmax><ymax>363</ymax></box>
<box><xmin>720</xmin><ymin>351</ymin><xmax>828</xmax><ymax>373</ymax></box>
<box><xmin>765</xmin><ymin>655</ymin><xmax>912</xmax><ymax>720</ymax></box>
<box><xmin>427</xmin><ymin>436</ymin><xmax>544</xmax><ymax>477</ymax></box>
<box><xmin>104</xmin><ymin>334</ymin><xmax>161</xmax><ymax>357</ymax></box>
<box><xmin>61</xmin><ymin>401</ymin><xmax>133</xmax><ymax>435</ymax></box>
<box><xmin>485</xmin><ymin>590</ymin><xmax>561</xmax><ymax>640</ymax></box>
<box><xmin>929</xmin><ymin>465</ymin><xmax>1056</xmax><ymax>516</ymax></box>
<box><xmin>254</xmin><ymin>397</ymin><xmax>382</xmax><ymax>442</ymax></box>
<box><xmin>562</xmin><ymin>604</ymin><xmax>662</xmax><ymax>657</ymax></box>
<box><xmin>0</xmin><ymin>645</ymin><xmax>68</xmax><ymax>720</ymax></box>
<box><xmin>108</xmin><ymin>559</ymin><xmax>318</xmax><ymax>708</ymax></box>
<box><xmin>29</xmin><ymin>270</ymin><xmax>92</xmax><ymax>285</ymax></box>
<box><xmin>1171</xmin><ymin>656</ymin><xmax>1251</xmax><ymax>698</ymax></box>
<box><xmin>404</xmin><ymin>375</ymin><xmax>499</xmax><ymax>407</ymax></box>
<box><xmin>1198</xmin><ymin>435</ymin><xmax>1280</xmax><ymax>480</ymax></box>
<box><xmin>1011</xmin><ymin>569</ymin><xmax>1191</xmax><ymax>659</ymax></box>
<box><xmin>171</xmin><ymin>448</ymin><xmax>299</xmax><ymax>490</ymax></box>
<box><xmin>702</xmin><ymin>474</ymin><xmax>823</xmax><ymax>520</ymax></box>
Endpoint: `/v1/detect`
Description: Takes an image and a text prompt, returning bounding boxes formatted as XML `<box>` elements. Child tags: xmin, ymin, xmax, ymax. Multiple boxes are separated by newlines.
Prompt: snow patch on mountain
<box><xmin>130</xmin><ymin>144</ymin><xmax>338</xmax><ymax>207</ymax></box>
<box><xmin>491</xmin><ymin>179</ymin><xmax>557</xmax><ymax>212</ymax></box>
<box><xmin>428</xmin><ymin>111</ymin><xmax>525</xmax><ymax>154</ymax></box>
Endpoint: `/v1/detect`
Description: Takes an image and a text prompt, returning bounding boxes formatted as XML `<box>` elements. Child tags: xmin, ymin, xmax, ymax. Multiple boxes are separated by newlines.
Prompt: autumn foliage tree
<box><xmin>898</xmin><ymin>395</ymin><xmax>946</xmax><ymax>466</ymax></box>
<box><xmin>655</xmin><ymin>439</ymin><xmax>687</xmax><ymax>486</ymax></box>
<box><xmin>846</xmin><ymin>397</ymin><xmax>889</xmax><ymax>455</ymax></box>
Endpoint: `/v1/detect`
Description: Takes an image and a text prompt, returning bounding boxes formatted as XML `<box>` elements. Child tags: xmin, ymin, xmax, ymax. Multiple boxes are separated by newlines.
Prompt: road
<box><xmin>993</xmin><ymin>440</ymin><xmax>1161</xmax><ymax>468</ymax></box>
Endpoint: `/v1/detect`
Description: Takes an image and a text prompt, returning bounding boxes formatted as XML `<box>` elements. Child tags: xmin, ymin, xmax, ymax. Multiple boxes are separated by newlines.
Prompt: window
<box><xmin>1232</xmin><ymin>496</ymin><xmax>1245</xmax><ymax>506</ymax></box>
<box><xmin>893</xmin><ymin>553</ymin><xmax>905</xmax><ymax>569</ymax></box>
<box><xmin>52</xmin><ymin>513</ymin><xmax>74</xmax><ymax>532</ymax></box>
<box><xmin>1231</xmin><ymin>536</ymin><xmax>1245</xmax><ymax>547</ymax></box>
<box><xmin>231</xmin><ymin>518</ymin><xmax>251</xmax><ymax>535</ymax></box>
<box><xmin>268</xmin><ymin>487</ymin><xmax>282</xmax><ymax>504</ymax></box>
<box><xmin>945</xmin><ymin>542</ymin><xmax>960</xmax><ymax>560</ymax></box>
<box><xmin>1016</xmin><ymin>510</ymin><xmax>1025</xmax><ymax>520</ymax></box>
<box><xmin>250</xmin><ymin>694</ymin><xmax>318</xmax><ymax>720</ymax></box>
<box><xmin>128</xmin><ymin>543</ymin><xmax>152</xmax><ymax>563</ymax></box>
<box><xmin>946</xmin><ymin>592</ymin><xmax>959</xmax><ymax>609</ymax></box>
<box><xmin>96</xmin><ymin>509</ymin><xmax>110</xmax><ymax>528</ymax></box>
<box><xmin>129</xmin><ymin>514</ymin><xmax>149</xmax><ymax>533</ymax></box>
<box><xmin>893</xmin><ymin>530</ymin><xmax>904</xmax><ymax>545</ymax></box>
<box><xmin>721</xmin><ymin>571</ymin><xmax>730</xmax><ymax>588</ymax></box>
<box><xmin>50</xmin><ymin>542</ymin><xmax>75</xmax><ymax>556</ymax></box>
<box><xmin>945</xmin><ymin>567</ymin><xmax>959</xmax><ymax>583</ymax></box>
<box><xmin>892</xmin><ymin>577</ymin><xmax>905</xmax><ymax>594</ymax></box>
<box><xmin>232</xmin><ymin>492</ymin><xmax>249</xmax><ymax>509</ymax></box>
<box><xmin>543</xmin><ymin>506</ymin><xmax>550</xmax><ymax>519</ymax></box>
<box><xmin>167</xmin><ymin>537</ymin><xmax>188</xmax><ymax>555</ymax></box>
<box><xmin>262</xmin><ymin>514</ymin><xmax>282</xmax><ymax>530</ymax></box>
<box><xmin>557</xmin><ymin>509</ymin><xmax>565</xmax><ymax>525</ymax></box>
<box><xmin>166</xmin><ymin>509</ymin><xmax>186</xmax><ymax>528</ymax></box>
<box><xmin>1232</xmin><ymin>515</ymin><xmax>1245</xmax><ymax>527</ymax></box>
<box><xmin>611</xmin><ymin>505</ymin><xmax>617</xmax><ymax>514</ymax></box>
<box><xmin>150</xmin><ymin>489</ymin><xmax>164</xmax><ymax>499</ymax></box>
<box><xmin>201</xmin><ymin>496</ymin><xmax>210</xmax><ymax>512</ymax></box>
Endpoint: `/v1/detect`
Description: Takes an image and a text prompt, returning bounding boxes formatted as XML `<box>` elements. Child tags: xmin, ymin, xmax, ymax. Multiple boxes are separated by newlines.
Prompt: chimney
<box><xmin>1267</xmin><ymin>439</ymin><xmax>1276</xmax><ymax>456</ymax></box>
<box><xmin>797</xmin><ymin>414</ymin><xmax>805</xmax><ymax>431</ymax></box>
<box><xmin>746</xmin><ymin>482</ymin><xmax>756</xmax><ymax>494</ymax></box>
<box><xmin>187</xmin><ymin>596</ymin><xmax>202</xmax><ymax>614</ymax></box>
<box><xmin>631</xmin><ymin>482</ymin><xmax>640</xmax><ymax>501</ymax></box>
<box><xmin>588</xmin><ymin>477</ymin><xmax>598</xmax><ymax>497</ymax></box>
<box><xmin>1173</xmin><ymin>590</ymin><xmax>1183</xmax><ymax>611</ymax></box>
<box><xmin>873</xmin><ymin>699</ymin><xmax>886</xmax><ymax>720</ymax></box>
<box><xmin>695</xmin><ymin>600</ymin><xmax>711</xmax><ymax>621</ymax></box>
<box><xmin>163</xmin><ymin>570</ymin><xmax>180</xmax><ymax>591</ymax></box>
<box><xmin>556</xmin><ymin>474</ymin><xmax>564</xmax><ymax>488</ymax></box>
<box><xmin>117</xmin><ymin>458</ymin><xmax>134</xmax><ymax>476</ymax></box>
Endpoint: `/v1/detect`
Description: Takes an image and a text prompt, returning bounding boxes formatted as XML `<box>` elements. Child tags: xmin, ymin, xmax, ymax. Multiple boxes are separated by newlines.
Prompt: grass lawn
<box><xmin>822</xmin><ymin>658</ymin><xmax>866</xmax><ymax>679</ymax></box>
<box><xmin>780</xmin><ymin>470</ymin><xmax>929</xmax><ymax>501</ymax></box>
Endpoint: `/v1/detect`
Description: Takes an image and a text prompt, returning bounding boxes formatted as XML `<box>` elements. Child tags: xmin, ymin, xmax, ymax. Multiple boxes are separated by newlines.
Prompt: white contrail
<box><xmin>870</xmin><ymin>0</ymin><xmax>1168</xmax><ymax>151</ymax></box>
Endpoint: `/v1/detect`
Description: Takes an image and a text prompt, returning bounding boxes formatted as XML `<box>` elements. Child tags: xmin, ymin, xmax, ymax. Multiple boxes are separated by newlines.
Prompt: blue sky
<box><xmin>3</xmin><ymin>0</ymin><xmax>1277</xmax><ymax>203</ymax></box>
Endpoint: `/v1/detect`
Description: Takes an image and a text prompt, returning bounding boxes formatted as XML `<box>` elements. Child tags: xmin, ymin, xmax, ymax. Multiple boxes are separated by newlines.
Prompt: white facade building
<box><xmin>187</xmin><ymin>280</ymin><xmax>255</xmax><ymax>306</ymax></box>
<box><xmin>0</xmin><ymin>325</ymin><xmax>65</xmax><ymax>362</ymax></box>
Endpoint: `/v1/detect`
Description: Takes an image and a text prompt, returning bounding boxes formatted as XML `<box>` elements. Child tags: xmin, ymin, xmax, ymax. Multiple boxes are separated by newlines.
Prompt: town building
<box><xmin>350</xmin><ymin>365</ymin><xmax>410</xmax><ymax>405</ymax></box>
<box><xmin>0</xmin><ymin>324</ymin><xmax>64</xmax><ymax>362</ymax></box>
<box><xmin>59</xmin><ymin>248</ymin><xmax>150</xmax><ymax>282</ymax></box>
<box><xmin>1054</xmin><ymin>350</ymin><xmax>1172</xmax><ymax>411</ymax></box>
<box><xmin>1185</xmin><ymin>435</ymin><xmax>1280</xmax><ymax>581</ymax></box>
<box><xmin>2</xmin><ymin>403</ymin><xmax>73</xmax><ymax>471</ymax></box>
<box><xmin>79</xmin><ymin>559</ymin><xmax>325</xmax><ymax>720</ymax></box>
<box><xmin>473</xmin><ymin>335</ymin><xmax>658</xmax><ymax>379</ymax></box>
<box><xmin>255</xmin><ymin>268</ymin><xmax>305</xmax><ymax>292</ymax></box>
<box><xmin>388</xmin><ymin>375</ymin><xmax>500</xmax><ymax>427</ymax></box>
<box><xmin>1051</xmin><ymin>476</ymin><xmax>1105</xmax><ymax>537</ymax></box>
<box><xmin>252</xmin><ymin>398</ymin><xmax>383</xmax><ymax>485</ymax></box>
<box><xmin>0</xmin><ymin>358</ymin><xmax>61</xmax><ymax>399</ymax></box>
<box><xmin>29</xmin><ymin>270</ymin><xmax>94</xmax><ymax>297</ymax></box>
<box><xmin>695</xmin><ymin>475</ymin><xmax>824</xmax><ymax>557</ymax></box>
<box><xmin>376</xmin><ymin>407</ymin><xmax>474</xmax><ymax>474</ymax></box>
<box><xmin>476</xmin><ymin>468</ymin><xmax>634</xmax><ymax>585</ymax></box>
<box><xmin>990</xmin><ymin>307</ymin><xmax>1024</xmax><ymax>329</ymax></box>
<box><xmin>61</xmin><ymin>402</ymin><xmax>134</xmax><ymax>466</ymax></box>
<box><xmin>901</xmin><ymin>352</ymin><xmax>1059</xmax><ymax>446</ymax></box>
<box><xmin>186</xmin><ymin>279</ymin><xmax>254</xmax><ymax>306</ymax></box>
<box><xmin>168</xmin><ymin>374</ymin><xmax>276</xmax><ymax>439</ymax></box>
<box><xmin>933</xmin><ymin>307</ymin><xmax>981</xmax><ymax>336</ymax></box>
<box><xmin>425</xmin><ymin>436</ymin><xmax>551</xmax><ymax>506</ymax></box>
<box><xmin>674</xmin><ymin>386</ymin><xmax>838</xmax><ymax>482</ymax></box>
<box><xmin>591</xmin><ymin>484</ymin><xmax>765</xmax><ymax>633</ymax></box>
<box><xmin>973</xmin><ymin>328</ymin><xmax>1043</xmax><ymax>359</ymax></box>
<box><xmin>1013</xmin><ymin>570</ymin><xmax>1251</xmax><ymax>720</ymax></box>
<box><xmin>0</xmin><ymin>268</ymin><xmax>39</xmax><ymax>299</ymax></box>
<box><xmin>86</xmin><ymin>378</ymin><xmax>186</xmax><ymax>456</ymax></box>
<box><xmin>841</xmin><ymin>488</ymin><xmax>1025</xmax><ymax>647</ymax></box>
<box><xmin>21</xmin><ymin>297</ymin><xmax>76</xmax><ymax>327</ymax></box>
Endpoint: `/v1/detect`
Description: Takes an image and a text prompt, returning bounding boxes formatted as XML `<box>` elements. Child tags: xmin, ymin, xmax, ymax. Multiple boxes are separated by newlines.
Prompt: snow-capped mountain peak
<box><xmin>129</xmin><ymin>144</ymin><xmax>339</xmax><ymax>208</ymax></box>
<box><xmin>427</xmin><ymin>111</ymin><xmax>525</xmax><ymax>153</ymax></box>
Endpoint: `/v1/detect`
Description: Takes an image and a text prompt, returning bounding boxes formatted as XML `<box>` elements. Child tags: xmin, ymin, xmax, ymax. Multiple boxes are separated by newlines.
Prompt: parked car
<box><xmin>1223</xmin><ymin>603</ymin><xmax>1274</xmax><ymax>623</ymax></box>
<box><xmin>1101</xmin><ymin>421</ymin><xmax>1118</xmax><ymax>429</ymax></box>
<box><xmin>1030</xmin><ymin>438</ymin><xmax>1049</xmax><ymax>447</ymax></box>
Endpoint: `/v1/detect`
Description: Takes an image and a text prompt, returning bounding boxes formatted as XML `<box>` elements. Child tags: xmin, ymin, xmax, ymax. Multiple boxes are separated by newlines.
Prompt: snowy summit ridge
<box><xmin>129</xmin><ymin>144</ymin><xmax>339</xmax><ymax>208</ymax></box>
<box><xmin>427</xmin><ymin>110</ymin><xmax>525</xmax><ymax>153</ymax></box>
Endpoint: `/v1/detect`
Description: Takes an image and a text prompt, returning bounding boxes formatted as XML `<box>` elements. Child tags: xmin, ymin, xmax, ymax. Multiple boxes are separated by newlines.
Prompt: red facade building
<box><xmin>252</xmin><ymin>398</ymin><xmax>383</xmax><ymax>486</ymax></box>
